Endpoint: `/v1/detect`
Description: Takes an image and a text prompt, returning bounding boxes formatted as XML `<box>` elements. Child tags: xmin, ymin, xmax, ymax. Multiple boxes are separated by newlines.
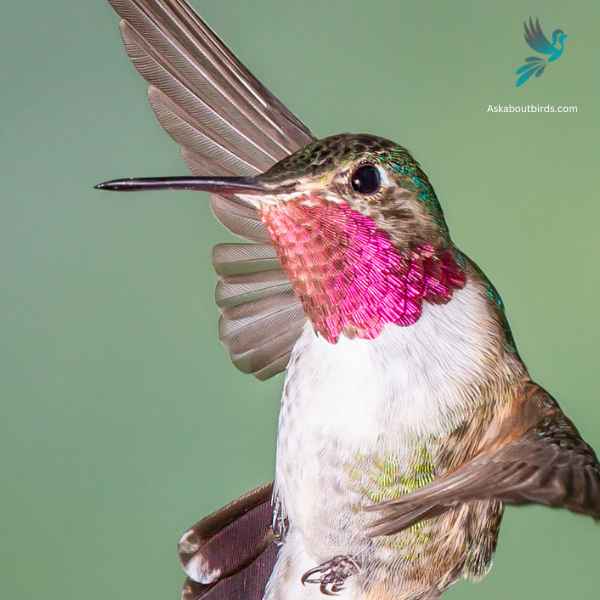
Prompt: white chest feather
<box><xmin>274</xmin><ymin>281</ymin><xmax>496</xmax><ymax>543</ymax></box>
<box><xmin>281</xmin><ymin>281</ymin><xmax>493</xmax><ymax>436</ymax></box>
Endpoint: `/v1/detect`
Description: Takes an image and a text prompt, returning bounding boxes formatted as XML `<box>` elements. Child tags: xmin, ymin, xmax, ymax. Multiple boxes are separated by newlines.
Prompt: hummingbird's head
<box><xmin>96</xmin><ymin>134</ymin><xmax>465</xmax><ymax>342</ymax></box>
<box><xmin>254</xmin><ymin>133</ymin><xmax>450</xmax><ymax>250</ymax></box>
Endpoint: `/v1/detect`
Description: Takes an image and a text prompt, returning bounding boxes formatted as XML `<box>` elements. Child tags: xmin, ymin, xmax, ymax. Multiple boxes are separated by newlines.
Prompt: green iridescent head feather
<box><xmin>260</xmin><ymin>133</ymin><xmax>451</xmax><ymax>247</ymax></box>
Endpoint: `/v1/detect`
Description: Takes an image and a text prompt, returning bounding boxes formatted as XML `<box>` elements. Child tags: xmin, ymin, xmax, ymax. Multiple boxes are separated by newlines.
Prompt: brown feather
<box><xmin>216</xmin><ymin>271</ymin><xmax>292</xmax><ymax>309</ymax></box>
<box><xmin>219</xmin><ymin>291</ymin><xmax>305</xmax><ymax>375</ymax></box>
<box><xmin>106</xmin><ymin>0</ymin><xmax>315</xmax><ymax>378</ymax></box>
<box><xmin>212</xmin><ymin>244</ymin><xmax>281</xmax><ymax>276</ymax></box>
<box><xmin>181</xmin><ymin>544</ymin><xmax>278</xmax><ymax>600</ymax></box>
<box><xmin>178</xmin><ymin>483</ymin><xmax>275</xmax><ymax>584</ymax></box>
<box><xmin>109</xmin><ymin>0</ymin><xmax>312</xmax><ymax>164</ymax></box>
<box><xmin>367</xmin><ymin>385</ymin><xmax>600</xmax><ymax>536</ymax></box>
<box><xmin>145</xmin><ymin>83</ymin><xmax>263</xmax><ymax>174</ymax></box>
<box><xmin>209</xmin><ymin>195</ymin><xmax>271</xmax><ymax>243</ymax></box>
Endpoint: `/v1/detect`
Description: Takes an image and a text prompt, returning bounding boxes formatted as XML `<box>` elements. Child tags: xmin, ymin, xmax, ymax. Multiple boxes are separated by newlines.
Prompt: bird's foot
<box><xmin>301</xmin><ymin>555</ymin><xmax>360</xmax><ymax>596</ymax></box>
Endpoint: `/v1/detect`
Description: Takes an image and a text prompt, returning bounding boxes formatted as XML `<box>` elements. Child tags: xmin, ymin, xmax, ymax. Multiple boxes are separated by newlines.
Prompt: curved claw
<box><xmin>321</xmin><ymin>581</ymin><xmax>339</xmax><ymax>596</ymax></box>
<box><xmin>301</xmin><ymin>556</ymin><xmax>360</xmax><ymax>596</ymax></box>
<box><xmin>301</xmin><ymin>567</ymin><xmax>322</xmax><ymax>586</ymax></box>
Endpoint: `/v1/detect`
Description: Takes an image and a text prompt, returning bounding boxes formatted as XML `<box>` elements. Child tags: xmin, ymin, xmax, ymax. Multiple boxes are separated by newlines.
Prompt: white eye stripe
<box><xmin>378</xmin><ymin>167</ymin><xmax>392</xmax><ymax>188</ymax></box>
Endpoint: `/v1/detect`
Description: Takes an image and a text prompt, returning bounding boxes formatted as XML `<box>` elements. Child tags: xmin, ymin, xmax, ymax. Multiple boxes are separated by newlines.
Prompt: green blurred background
<box><xmin>1</xmin><ymin>1</ymin><xmax>599</xmax><ymax>599</ymax></box>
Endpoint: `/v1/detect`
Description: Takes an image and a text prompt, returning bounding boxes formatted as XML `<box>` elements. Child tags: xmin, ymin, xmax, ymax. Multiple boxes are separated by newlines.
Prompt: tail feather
<box><xmin>182</xmin><ymin>544</ymin><xmax>279</xmax><ymax>600</ymax></box>
<box><xmin>178</xmin><ymin>483</ymin><xmax>276</xmax><ymax>586</ymax></box>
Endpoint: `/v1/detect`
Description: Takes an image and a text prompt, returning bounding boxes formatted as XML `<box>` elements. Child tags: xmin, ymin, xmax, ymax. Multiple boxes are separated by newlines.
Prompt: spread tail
<box><xmin>179</xmin><ymin>483</ymin><xmax>278</xmax><ymax>600</ymax></box>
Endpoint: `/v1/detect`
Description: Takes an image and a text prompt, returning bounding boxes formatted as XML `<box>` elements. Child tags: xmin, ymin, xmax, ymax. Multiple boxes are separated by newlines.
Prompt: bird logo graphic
<box><xmin>515</xmin><ymin>17</ymin><xmax>567</xmax><ymax>87</ymax></box>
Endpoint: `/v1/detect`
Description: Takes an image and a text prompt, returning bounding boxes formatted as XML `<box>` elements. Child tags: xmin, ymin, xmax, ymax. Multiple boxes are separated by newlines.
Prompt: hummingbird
<box><xmin>97</xmin><ymin>2</ymin><xmax>599</xmax><ymax>600</ymax></box>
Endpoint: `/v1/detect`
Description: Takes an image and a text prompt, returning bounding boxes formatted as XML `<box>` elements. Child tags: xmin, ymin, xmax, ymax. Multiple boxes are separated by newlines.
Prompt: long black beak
<box><xmin>94</xmin><ymin>175</ymin><xmax>269</xmax><ymax>195</ymax></box>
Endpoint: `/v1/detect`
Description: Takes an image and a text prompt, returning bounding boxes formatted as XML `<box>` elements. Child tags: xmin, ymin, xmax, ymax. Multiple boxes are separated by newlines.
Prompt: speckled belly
<box><xmin>276</xmin><ymin>397</ymin><xmax>439</xmax><ymax>567</ymax></box>
<box><xmin>276</xmin><ymin>398</ymin><xmax>502</xmax><ymax>596</ymax></box>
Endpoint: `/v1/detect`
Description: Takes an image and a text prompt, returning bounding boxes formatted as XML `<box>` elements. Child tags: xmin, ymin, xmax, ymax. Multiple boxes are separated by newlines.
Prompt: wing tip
<box><xmin>147</xmin><ymin>83</ymin><xmax>161</xmax><ymax>103</ymax></box>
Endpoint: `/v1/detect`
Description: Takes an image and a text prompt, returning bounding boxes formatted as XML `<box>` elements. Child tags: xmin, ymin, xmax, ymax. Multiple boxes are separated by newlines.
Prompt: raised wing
<box><xmin>523</xmin><ymin>17</ymin><xmax>555</xmax><ymax>56</ymax></box>
<box><xmin>107</xmin><ymin>0</ymin><xmax>313</xmax><ymax>378</ymax></box>
<box><xmin>367</xmin><ymin>387</ymin><xmax>600</xmax><ymax>537</ymax></box>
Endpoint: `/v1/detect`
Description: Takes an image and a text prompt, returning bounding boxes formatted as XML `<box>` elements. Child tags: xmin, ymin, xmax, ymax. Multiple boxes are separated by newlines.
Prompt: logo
<box><xmin>515</xmin><ymin>18</ymin><xmax>567</xmax><ymax>87</ymax></box>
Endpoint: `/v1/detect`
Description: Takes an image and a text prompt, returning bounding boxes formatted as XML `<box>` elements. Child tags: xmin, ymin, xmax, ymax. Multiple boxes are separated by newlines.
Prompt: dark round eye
<box><xmin>351</xmin><ymin>164</ymin><xmax>381</xmax><ymax>194</ymax></box>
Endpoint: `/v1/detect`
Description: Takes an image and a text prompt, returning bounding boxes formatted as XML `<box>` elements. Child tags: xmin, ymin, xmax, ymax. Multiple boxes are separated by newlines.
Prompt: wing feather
<box><xmin>146</xmin><ymin>83</ymin><xmax>263</xmax><ymax>174</ymax></box>
<box><xmin>367</xmin><ymin>387</ymin><xmax>600</xmax><ymax>537</ymax></box>
<box><xmin>216</xmin><ymin>271</ymin><xmax>292</xmax><ymax>309</ymax></box>
<box><xmin>219</xmin><ymin>293</ymin><xmax>305</xmax><ymax>377</ymax></box>
<box><xmin>208</xmin><ymin>195</ymin><xmax>271</xmax><ymax>243</ymax></box>
<box><xmin>106</xmin><ymin>0</ymin><xmax>314</xmax><ymax>378</ymax></box>
<box><xmin>212</xmin><ymin>244</ymin><xmax>281</xmax><ymax>276</ymax></box>
<box><xmin>110</xmin><ymin>0</ymin><xmax>312</xmax><ymax>162</ymax></box>
<box><xmin>120</xmin><ymin>23</ymin><xmax>273</xmax><ymax>171</ymax></box>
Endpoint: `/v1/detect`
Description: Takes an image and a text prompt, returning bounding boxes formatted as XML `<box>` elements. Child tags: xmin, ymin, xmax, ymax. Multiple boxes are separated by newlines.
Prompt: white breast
<box><xmin>273</xmin><ymin>280</ymin><xmax>496</xmax><ymax>556</ymax></box>
<box><xmin>284</xmin><ymin>280</ymin><xmax>493</xmax><ymax>432</ymax></box>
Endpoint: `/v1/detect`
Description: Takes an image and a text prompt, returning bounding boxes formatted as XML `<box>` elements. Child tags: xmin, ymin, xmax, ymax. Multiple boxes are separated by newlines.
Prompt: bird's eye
<box><xmin>350</xmin><ymin>164</ymin><xmax>381</xmax><ymax>195</ymax></box>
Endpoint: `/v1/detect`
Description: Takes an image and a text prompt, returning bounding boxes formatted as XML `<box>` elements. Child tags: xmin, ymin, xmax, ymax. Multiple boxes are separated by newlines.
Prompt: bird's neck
<box><xmin>261</xmin><ymin>198</ymin><xmax>465</xmax><ymax>343</ymax></box>
<box><xmin>284</xmin><ymin>274</ymin><xmax>521</xmax><ymax>438</ymax></box>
